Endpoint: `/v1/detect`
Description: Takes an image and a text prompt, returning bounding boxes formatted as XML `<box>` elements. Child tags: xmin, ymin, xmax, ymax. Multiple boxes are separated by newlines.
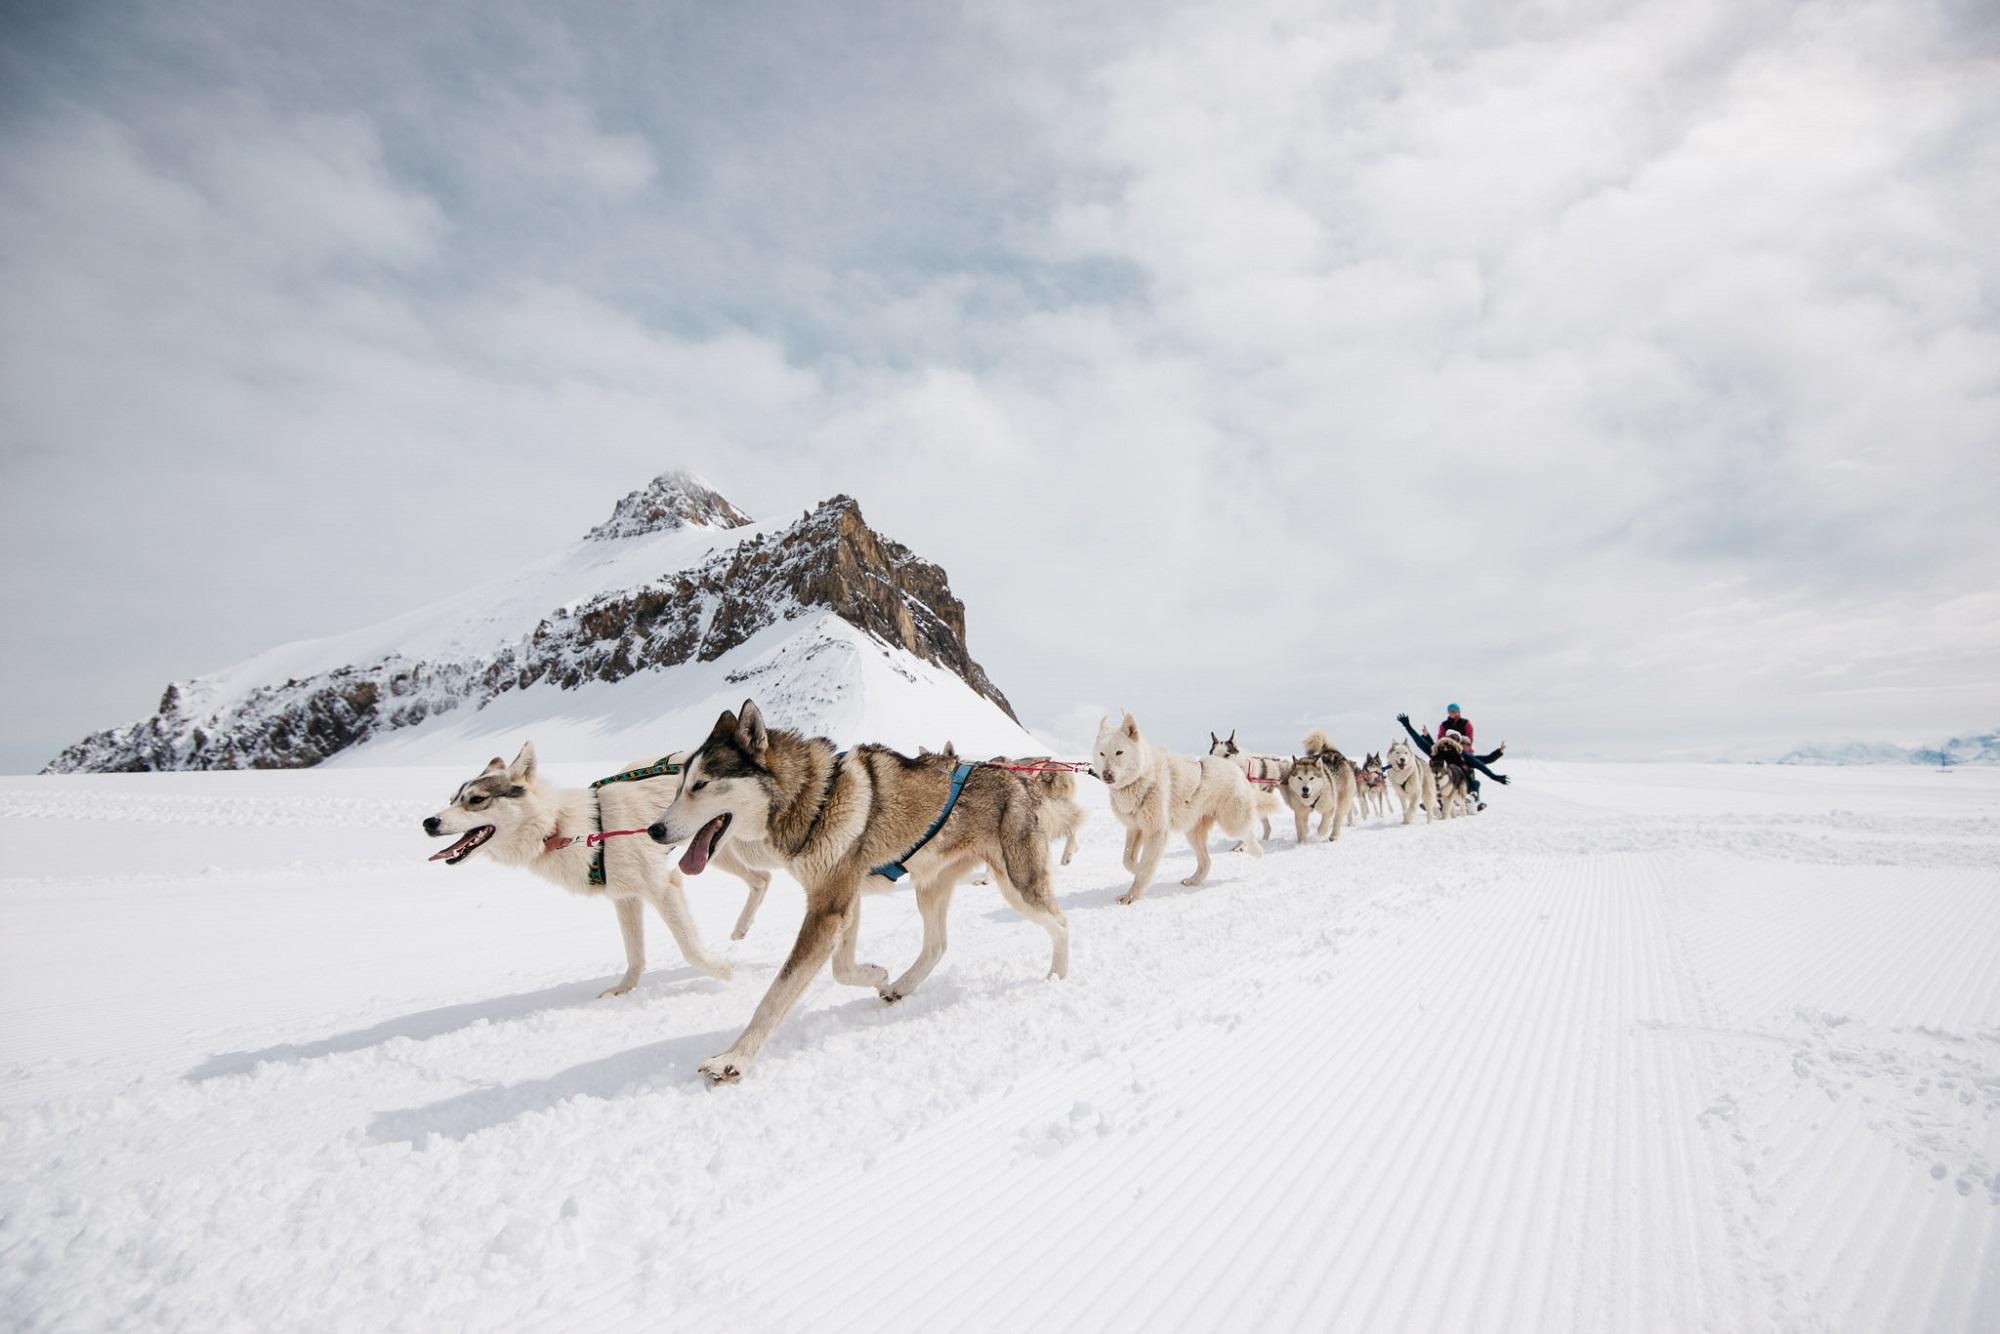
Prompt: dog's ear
<box><xmin>482</xmin><ymin>756</ymin><xmax>506</xmax><ymax>775</ymax></box>
<box><xmin>708</xmin><ymin>707</ymin><xmax>738</xmax><ymax>742</ymax></box>
<box><xmin>1209</xmin><ymin>731</ymin><xmax>1218</xmax><ymax>747</ymax></box>
<box><xmin>735</xmin><ymin>700</ymin><xmax>769</xmax><ymax>756</ymax></box>
<box><xmin>507</xmin><ymin>741</ymin><xmax>537</xmax><ymax>782</ymax></box>
<box><xmin>1121</xmin><ymin>711</ymin><xmax>1141</xmax><ymax>741</ymax></box>
<box><xmin>1228</xmin><ymin>729</ymin><xmax>1236</xmax><ymax>745</ymax></box>
<box><xmin>940</xmin><ymin>740</ymin><xmax>957</xmax><ymax>759</ymax></box>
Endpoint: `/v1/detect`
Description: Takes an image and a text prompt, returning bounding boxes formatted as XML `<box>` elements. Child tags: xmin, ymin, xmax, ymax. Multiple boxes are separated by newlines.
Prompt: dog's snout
<box><xmin>647</xmin><ymin>822</ymin><xmax>670</xmax><ymax>843</ymax></box>
<box><xmin>422</xmin><ymin>815</ymin><xmax>442</xmax><ymax>835</ymax></box>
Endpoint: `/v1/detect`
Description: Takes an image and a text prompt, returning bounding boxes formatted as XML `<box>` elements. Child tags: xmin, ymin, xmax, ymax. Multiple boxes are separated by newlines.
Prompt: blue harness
<box><xmin>869</xmin><ymin>761</ymin><xmax>976</xmax><ymax>881</ymax></box>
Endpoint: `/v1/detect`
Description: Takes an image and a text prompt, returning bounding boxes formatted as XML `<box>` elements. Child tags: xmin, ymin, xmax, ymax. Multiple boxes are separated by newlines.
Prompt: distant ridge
<box><xmin>1773</xmin><ymin>728</ymin><xmax>2000</xmax><ymax>766</ymax></box>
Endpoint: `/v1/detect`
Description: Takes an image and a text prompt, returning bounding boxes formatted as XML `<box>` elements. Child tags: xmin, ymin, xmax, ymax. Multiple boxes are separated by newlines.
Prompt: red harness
<box><xmin>543</xmin><ymin>827</ymin><xmax>651</xmax><ymax>856</ymax></box>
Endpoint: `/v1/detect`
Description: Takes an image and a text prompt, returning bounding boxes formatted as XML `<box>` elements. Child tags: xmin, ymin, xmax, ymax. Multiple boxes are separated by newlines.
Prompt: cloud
<box><xmin>1</xmin><ymin>0</ymin><xmax>1995</xmax><ymax>767</ymax></box>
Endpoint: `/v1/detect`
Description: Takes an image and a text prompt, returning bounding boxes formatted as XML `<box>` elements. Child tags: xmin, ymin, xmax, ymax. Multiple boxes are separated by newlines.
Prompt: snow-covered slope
<box><xmin>45</xmin><ymin>472</ymin><xmax>1032</xmax><ymax>770</ymax></box>
<box><xmin>2</xmin><ymin>761</ymin><xmax>1996</xmax><ymax>1330</ymax></box>
<box><xmin>338</xmin><ymin>613</ymin><xmax>1039</xmax><ymax>769</ymax></box>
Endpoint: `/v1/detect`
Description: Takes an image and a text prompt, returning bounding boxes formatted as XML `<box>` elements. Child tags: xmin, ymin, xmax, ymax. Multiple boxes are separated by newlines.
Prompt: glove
<box><xmin>1396</xmin><ymin>713</ymin><xmax>1409</xmax><ymax>724</ymax></box>
<box><xmin>1495</xmin><ymin>774</ymin><xmax>1510</xmax><ymax>785</ymax></box>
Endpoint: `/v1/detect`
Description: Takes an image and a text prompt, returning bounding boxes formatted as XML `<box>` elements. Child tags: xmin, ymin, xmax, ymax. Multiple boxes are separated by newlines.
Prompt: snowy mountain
<box><xmin>1774</xmin><ymin>729</ymin><xmax>2000</xmax><ymax>766</ymax></box>
<box><xmin>44</xmin><ymin>471</ymin><xmax>1037</xmax><ymax>771</ymax></box>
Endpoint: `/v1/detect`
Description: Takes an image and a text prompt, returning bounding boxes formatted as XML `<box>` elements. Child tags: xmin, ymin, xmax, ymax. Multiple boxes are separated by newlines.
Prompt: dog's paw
<box><xmin>598</xmin><ymin>979</ymin><xmax>638</xmax><ymax>998</ymax></box>
<box><xmin>729</xmin><ymin>926</ymin><xmax>750</xmax><ymax>941</ymax></box>
<box><xmin>1116</xmin><ymin>889</ymin><xmax>1142</xmax><ymax>905</ymax></box>
<box><xmin>698</xmin><ymin>1056</ymin><xmax>743</xmax><ymax>1084</ymax></box>
<box><xmin>703</xmin><ymin>960</ymin><xmax>735</xmax><ymax>982</ymax></box>
<box><xmin>879</xmin><ymin>985</ymin><xmax>905</xmax><ymax>1004</ymax></box>
<box><xmin>849</xmin><ymin>963</ymin><xmax>890</xmax><ymax>989</ymax></box>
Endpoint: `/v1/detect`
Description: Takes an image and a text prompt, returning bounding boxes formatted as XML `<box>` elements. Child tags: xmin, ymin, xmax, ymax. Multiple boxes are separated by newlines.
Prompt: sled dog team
<box><xmin>423</xmin><ymin>700</ymin><xmax>1485</xmax><ymax>1083</ymax></box>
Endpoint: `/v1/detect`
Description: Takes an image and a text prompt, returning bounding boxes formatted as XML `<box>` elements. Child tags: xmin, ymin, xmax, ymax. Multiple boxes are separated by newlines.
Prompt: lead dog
<box><xmin>1099</xmin><ymin>712</ymin><xmax>1264</xmax><ymax>902</ymax></box>
<box><xmin>421</xmin><ymin>743</ymin><xmax>770</xmax><ymax>995</ymax></box>
<box><xmin>647</xmin><ymin>701</ymin><xmax>1069</xmax><ymax>1083</ymax></box>
<box><xmin>1384</xmin><ymin>738</ymin><xmax>1437</xmax><ymax>823</ymax></box>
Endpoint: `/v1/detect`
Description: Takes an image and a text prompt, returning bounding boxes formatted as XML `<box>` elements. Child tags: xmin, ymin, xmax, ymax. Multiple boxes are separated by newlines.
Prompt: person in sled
<box><xmin>1396</xmin><ymin>703</ymin><xmax>1508</xmax><ymax>810</ymax></box>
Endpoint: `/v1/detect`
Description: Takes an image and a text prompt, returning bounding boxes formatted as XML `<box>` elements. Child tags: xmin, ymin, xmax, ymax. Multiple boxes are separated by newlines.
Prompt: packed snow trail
<box><xmin>2</xmin><ymin>761</ymin><xmax>1997</xmax><ymax>1331</ymax></box>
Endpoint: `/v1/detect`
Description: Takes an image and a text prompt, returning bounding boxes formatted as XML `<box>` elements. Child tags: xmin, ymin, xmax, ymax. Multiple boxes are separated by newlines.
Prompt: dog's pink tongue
<box><xmin>679</xmin><ymin>816</ymin><xmax>725</xmax><ymax>875</ymax></box>
<box><xmin>428</xmin><ymin>830</ymin><xmax>480</xmax><ymax>862</ymax></box>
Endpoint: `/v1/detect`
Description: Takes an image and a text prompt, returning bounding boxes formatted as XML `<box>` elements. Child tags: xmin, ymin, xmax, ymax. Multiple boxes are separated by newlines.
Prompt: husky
<box><xmin>1384</xmin><ymin>738</ymin><xmax>1437</xmax><ymax>823</ymax></box>
<box><xmin>1431</xmin><ymin>733</ymin><xmax>1475</xmax><ymax>818</ymax></box>
<box><xmin>646</xmin><ymin>701</ymin><xmax>1069</xmax><ymax>1083</ymax></box>
<box><xmin>1208</xmin><ymin>730</ymin><xmax>1284</xmax><ymax>843</ymax></box>
<box><xmin>1355</xmin><ymin>752</ymin><xmax>1389</xmax><ymax>821</ymax></box>
<box><xmin>1279</xmin><ymin>753</ymin><xmax>1345</xmax><ymax>842</ymax></box>
<box><xmin>973</xmin><ymin>757</ymin><xmax>1086</xmax><ymax>883</ymax></box>
<box><xmin>1286</xmin><ymin>728</ymin><xmax>1359</xmax><ymax>840</ymax></box>
<box><xmin>1098</xmin><ymin>712</ymin><xmax>1264</xmax><ymax>903</ymax></box>
<box><xmin>421</xmin><ymin>743</ymin><xmax>773</xmax><ymax>995</ymax></box>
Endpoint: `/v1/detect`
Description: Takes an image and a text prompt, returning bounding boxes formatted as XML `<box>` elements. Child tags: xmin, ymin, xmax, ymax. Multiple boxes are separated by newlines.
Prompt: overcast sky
<box><xmin>3</xmin><ymin>0</ymin><xmax>1996</xmax><ymax>771</ymax></box>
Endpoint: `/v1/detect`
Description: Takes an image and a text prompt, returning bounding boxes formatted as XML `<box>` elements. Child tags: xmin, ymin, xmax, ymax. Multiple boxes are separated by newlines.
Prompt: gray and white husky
<box><xmin>421</xmin><ymin>743</ymin><xmax>773</xmax><ymax>996</ymax></box>
<box><xmin>1355</xmin><ymin>752</ymin><xmax>1390</xmax><ymax>821</ymax></box>
<box><xmin>1431</xmin><ymin>733</ymin><xmax>1476</xmax><ymax>818</ymax></box>
<box><xmin>972</xmin><ymin>756</ymin><xmax>1087</xmax><ymax>884</ymax></box>
<box><xmin>1285</xmin><ymin>729</ymin><xmax>1359</xmax><ymax>841</ymax></box>
<box><xmin>647</xmin><ymin>701</ymin><xmax>1070</xmax><ymax>1083</ymax></box>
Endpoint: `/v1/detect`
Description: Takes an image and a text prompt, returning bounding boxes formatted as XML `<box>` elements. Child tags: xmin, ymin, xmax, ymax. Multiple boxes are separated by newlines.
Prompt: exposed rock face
<box><xmin>45</xmin><ymin>478</ymin><xmax>1014</xmax><ymax>772</ymax></box>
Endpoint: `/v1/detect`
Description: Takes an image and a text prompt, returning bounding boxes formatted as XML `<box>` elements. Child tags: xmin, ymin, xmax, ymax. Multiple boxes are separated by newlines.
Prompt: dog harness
<box><xmin>542</xmin><ymin>756</ymin><xmax>685</xmax><ymax>887</ymax></box>
<box><xmin>869</xmin><ymin>761</ymin><xmax>976</xmax><ymax>882</ymax></box>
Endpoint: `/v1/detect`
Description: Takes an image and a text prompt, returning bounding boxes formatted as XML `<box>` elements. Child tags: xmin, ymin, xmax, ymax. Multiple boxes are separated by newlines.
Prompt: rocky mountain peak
<box><xmin>584</xmin><ymin>469</ymin><xmax>753</xmax><ymax>541</ymax></box>
<box><xmin>531</xmin><ymin>494</ymin><xmax>1016</xmax><ymax>719</ymax></box>
<box><xmin>46</xmin><ymin>486</ymin><xmax>1017</xmax><ymax>771</ymax></box>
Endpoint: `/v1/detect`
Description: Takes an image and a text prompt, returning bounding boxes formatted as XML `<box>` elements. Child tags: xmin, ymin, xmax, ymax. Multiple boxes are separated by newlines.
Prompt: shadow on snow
<box><xmin>184</xmin><ymin>967</ymin><xmax>713</xmax><ymax>1082</ymax></box>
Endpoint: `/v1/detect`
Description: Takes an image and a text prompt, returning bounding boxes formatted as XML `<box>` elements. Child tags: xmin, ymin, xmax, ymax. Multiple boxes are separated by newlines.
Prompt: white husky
<box><xmin>422</xmin><ymin>743</ymin><xmax>772</xmax><ymax>995</ymax></box>
<box><xmin>1097</xmin><ymin>712</ymin><xmax>1264</xmax><ymax>902</ymax></box>
<box><xmin>1384</xmin><ymin>738</ymin><xmax>1437</xmax><ymax>823</ymax></box>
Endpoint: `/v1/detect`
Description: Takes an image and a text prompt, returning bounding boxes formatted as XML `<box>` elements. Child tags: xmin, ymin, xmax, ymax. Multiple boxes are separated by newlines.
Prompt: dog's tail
<box><xmin>1302</xmin><ymin>727</ymin><xmax>1333</xmax><ymax>757</ymax></box>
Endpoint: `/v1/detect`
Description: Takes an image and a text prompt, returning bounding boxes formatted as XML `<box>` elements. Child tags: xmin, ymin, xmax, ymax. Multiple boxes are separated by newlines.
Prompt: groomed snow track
<box><xmin>2</xmin><ymin>760</ymin><xmax>1996</xmax><ymax>1331</ymax></box>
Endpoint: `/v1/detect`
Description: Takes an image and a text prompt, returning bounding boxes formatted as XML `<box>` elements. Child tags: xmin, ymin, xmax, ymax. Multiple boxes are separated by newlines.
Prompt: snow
<box><xmin>182</xmin><ymin>517</ymin><xmax>779</xmax><ymax>713</ymax></box>
<box><xmin>3</xmin><ymin>758</ymin><xmax>1998</xmax><ymax>1331</ymax></box>
<box><xmin>334</xmin><ymin>614</ymin><xmax>1042</xmax><ymax>770</ymax></box>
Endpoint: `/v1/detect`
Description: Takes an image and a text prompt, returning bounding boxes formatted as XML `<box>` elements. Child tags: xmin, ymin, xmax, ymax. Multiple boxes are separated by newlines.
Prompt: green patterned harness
<box><xmin>579</xmin><ymin>756</ymin><xmax>685</xmax><ymax>887</ymax></box>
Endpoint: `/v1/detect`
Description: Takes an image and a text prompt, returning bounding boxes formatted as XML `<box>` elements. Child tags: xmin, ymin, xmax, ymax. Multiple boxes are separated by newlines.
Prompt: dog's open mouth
<box><xmin>428</xmin><ymin>825</ymin><xmax>495</xmax><ymax>865</ymax></box>
<box><xmin>679</xmin><ymin>814</ymin><xmax>731</xmax><ymax>875</ymax></box>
